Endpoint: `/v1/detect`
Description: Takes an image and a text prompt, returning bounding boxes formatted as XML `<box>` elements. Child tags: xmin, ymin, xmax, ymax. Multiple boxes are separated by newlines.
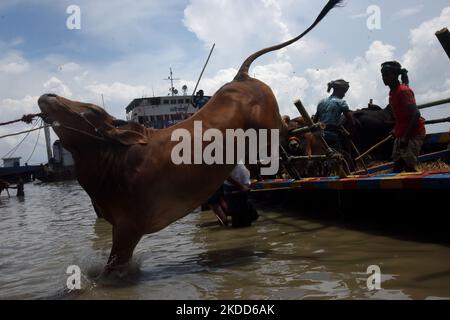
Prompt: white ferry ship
<box><xmin>125</xmin><ymin>69</ymin><xmax>211</xmax><ymax>129</ymax></box>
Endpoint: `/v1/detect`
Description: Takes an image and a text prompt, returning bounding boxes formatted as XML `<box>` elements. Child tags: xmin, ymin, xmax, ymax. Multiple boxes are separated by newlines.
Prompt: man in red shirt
<box><xmin>381</xmin><ymin>61</ymin><xmax>426</xmax><ymax>173</ymax></box>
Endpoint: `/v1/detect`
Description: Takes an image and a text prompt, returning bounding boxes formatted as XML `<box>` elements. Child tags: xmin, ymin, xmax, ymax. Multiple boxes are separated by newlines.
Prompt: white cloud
<box><xmin>86</xmin><ymin>82</ymin><xmax>149</xmax><ymax>105</ymax></box>
<box><xmin>0</xmin><ymin>52</ymin><xmax>30</xmax><ymax>74</ymax></box>
<box><xmin>402</xmin><ymin>7</ymin><xmax>450</xmax><ymax>95</ymax></box>
<box><xmin>1</xmin><ymin>95</ymin><xmax>39</xmax><ymax>120</ymax></box>
<box><xmin>392</xmin><ymin>5</ymin><xmax>424</xmax><ymax>20</ymax></box>
<box><xmin>43</xmin><ymin>77</ymin><xmax>73</xmax><ymax>98</ymax></box>
<box><xmin>0</xmin><ymin>37</ymin><xmax>24</xmax><ymax>50</ymax></box>
<box><xmin>59</xmin><ymin>62</ymin><xmax>81</xmax><ymax>73</ymax></box>
<box><xmin>349</xmin><ymin>12</ymin><xmax>369</xmax><ymax>19</ymax></box>
<box><xmin>399</xmin><ymin>6</ymin><xmax>450</xmax><ymax>134</ymax></box>
<box><xmin>0</xmin><ymin>95</ymin><xmax>43</xmax><ymax>162</ymax></box>
<box><xmin>183</xmin><ymin>0</ymin><xmax>325</xmax><ymax>68</ymax></box>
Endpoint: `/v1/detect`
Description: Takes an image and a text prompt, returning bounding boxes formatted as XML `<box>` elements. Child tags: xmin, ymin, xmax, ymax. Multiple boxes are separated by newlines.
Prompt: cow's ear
<box><xmin>104</xmin><ymin>127</ymin><xmax>148</xmax><ymax>145</ymax></box>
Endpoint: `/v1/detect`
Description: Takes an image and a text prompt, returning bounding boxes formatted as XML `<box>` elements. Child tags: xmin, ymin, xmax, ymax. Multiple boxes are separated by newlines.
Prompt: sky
<box><xmin>0</xmin><ymin>0</ymin><xmax>449</xmax><ymax>165</ymax></box>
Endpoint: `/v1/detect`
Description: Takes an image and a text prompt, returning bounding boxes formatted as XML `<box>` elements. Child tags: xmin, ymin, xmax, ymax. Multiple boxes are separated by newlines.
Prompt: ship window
<box><xmin>163</xmin><ymin>100</ymin><xmax>170</xmax><ymax>104</ymax></box>
<box><xmin>178</xmin><ymin>99</ymin><xmax>184</xmax><ymax>104</ymax></box>
<box><xmin>150</xmin><ymin>97</ymin><xmax>161</xmax><ymax>105</ymax></box>
<box><xmin>170</xmin><ymin>100</ymin><xmax>177</xmax><ymax>104</ymax></box>
<box><xmin>185</xmin><ymin>99</ymin><xmax>191</xmax><ymax>104</ymax></box>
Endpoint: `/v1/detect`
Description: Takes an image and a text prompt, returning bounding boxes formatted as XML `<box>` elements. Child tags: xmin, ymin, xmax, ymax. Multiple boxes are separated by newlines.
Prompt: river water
<box><xmin>0</xmin><ymin>181</ymin><xmax>449</xmax><ymax>300</ymax></box>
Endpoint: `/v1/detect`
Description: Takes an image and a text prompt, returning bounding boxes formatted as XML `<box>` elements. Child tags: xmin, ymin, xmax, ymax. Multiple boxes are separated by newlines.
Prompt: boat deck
<box><xmin>251</xmin><ymin>170</ymin><xmax>450</xmax><ymax>191</ymax></box>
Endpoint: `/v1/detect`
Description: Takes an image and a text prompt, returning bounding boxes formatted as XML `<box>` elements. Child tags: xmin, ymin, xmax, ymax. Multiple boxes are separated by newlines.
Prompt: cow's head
<box><xmin>38</xmin><ymin>94</ymin><xmax>148</xmax><ymax>154</ymax></box>
<box><xmin>287</xmin><ymin>136</ymin><xmax>304</xmax><ymax>155</ymax></box>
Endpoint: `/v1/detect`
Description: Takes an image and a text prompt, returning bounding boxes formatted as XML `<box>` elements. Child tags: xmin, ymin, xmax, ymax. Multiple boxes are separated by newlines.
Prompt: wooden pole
<box><xmin>355</xmin><ymin>135</ymin><xmax>394</xmax><ymax>161</ymax></box>
<box><xmin>436</xmin><ymin>27</ymin><xmax>450</xmax><ymax>60</ymax></box>
<box><xmin>424</xmin><ymin>117</ymin><xmax>450</xmax><ymax>125</ymax></box>
<box><xmin>191</xmin><ymin>43</ymin><xmax>216</xmax><ymax>98</ymax></box>
<box><xmin>294</xmin><ymin>100</ymin><xmax>331</xmax><ymax>152</ymax></box>
<box><xmin>340</xmin><ymin>126</ymin><xmax>369</xmax><ymax>173</ymax></box>
<box><xmin>288</xmin><ymin>155</ymin><xmax>329</xmax><ymax>161</ymax></box>
<box><xmin>290</xmin><ymin>123</ymin><xmax>324</xmax><ymax>135</ymax></box>
<box><xmin>43</xmin><ymin>124</ymin><xmax>53</xmax><ymax>163</ymax></box>
<box><xmin>418</xmin><ymin>97</ymin><xmax>450</xmax><ymax>110</ymax></box>
<box><xmin>293</xmin><ymin>100</ymin><xmax>315</xmax><ymax>126</ymax></box>
<box><xmin>293</xmin><ymin>100</ymin><xmax>348</xmax><ymax>177</ymax></box>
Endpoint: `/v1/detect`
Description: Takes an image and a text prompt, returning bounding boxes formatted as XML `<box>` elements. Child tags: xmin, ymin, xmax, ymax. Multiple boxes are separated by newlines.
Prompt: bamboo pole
<box><xmin>293</xmin><ymin>100</ymin><xmax>331</xmax><ymax>152</ymax></box>
<box><xmin>417</xmin><ymin>97</ymin><xmax>450</xmax><ymax>110</ymax></box>
<box><xmin>293</xmin><ymin>99</ymin><xmax>348</xmax><ymax>177</ymax></box>
<box><xmin>436</xmin><ymin>27</ymin><xmax>450</xmax><ymax>60</ymax></box>
<box><xmin>425</xmin><ymin>117</ymin><xmax>450</xmax><ymax>125</ymax></box>
<box><xmin>290</xmin><ymin>123</ymin><xmax>325</xmax><ymax>135</ymax></box>
<box><xmin>191</xmin><ymin>43</ymin><xmax>216</xmax><ymax>99</ymax></box>
<box><xmin>288</xmin><ymin>155</ymin><xmax>329</xmax><ymax>161</ymax></box>
<box><xmin>340</xmin><ymin>125</ymin><xmax>369</xmax><ymax>173</ymax></box>
<box><xmin>355</xmin><ymin>135</ymin><xmax>394</xmax><ymax>161</ymax></box>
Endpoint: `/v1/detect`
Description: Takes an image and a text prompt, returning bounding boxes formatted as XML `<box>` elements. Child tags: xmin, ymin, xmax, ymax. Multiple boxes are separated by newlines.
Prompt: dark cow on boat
<box><xmin>341</xmin><ymin>104</ymin><xmax>395</xmax><ymax>162</ymax></box>
<box><xmin>38</xmin><ymin>0</ymin><xmax>343</xmax><ymax>275</ymax></box>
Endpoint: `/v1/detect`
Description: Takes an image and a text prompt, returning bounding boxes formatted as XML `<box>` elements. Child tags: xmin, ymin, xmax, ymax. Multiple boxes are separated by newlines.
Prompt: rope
<box><xmin>1</xmin><ymin>119</ymin><xmax>40</xmax><ymax>158</ymax></box>
<box><xmin>0</xmin><ymin>125</ymin><xmax>49</xmax><ymax>140</ymax></box>
<box><xmin>53</xmin><ymin>123</ymin><xmax>108</xmax><ymax>142</ymax></box>
<box><xmin>0</xmin><ymin>113</ymin><xmax>42</xmax><ymax>126</ymax></box>
<box><xmin>25</xmin><ymin>119</ymin><xmax>43</xmax><ymax>163</ymax></box>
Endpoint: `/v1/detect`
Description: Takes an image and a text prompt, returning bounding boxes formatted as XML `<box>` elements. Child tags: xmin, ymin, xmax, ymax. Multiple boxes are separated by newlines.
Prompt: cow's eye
<box><xmin>80</xmin><ymin>110</ymin><xmax>91</xmax><ymax>117</ymax></box>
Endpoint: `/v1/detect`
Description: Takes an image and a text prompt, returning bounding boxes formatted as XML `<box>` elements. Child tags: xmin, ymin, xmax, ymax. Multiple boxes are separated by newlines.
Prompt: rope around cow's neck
<box><xmin>0</xmin><ymin>121</ymin><xmax>107</xmax><ymax>143</ymax></box>
<box><xmin>51</xmin><ymin>122</ymin><xmax>108</xmax><ymax>142</ymax></box>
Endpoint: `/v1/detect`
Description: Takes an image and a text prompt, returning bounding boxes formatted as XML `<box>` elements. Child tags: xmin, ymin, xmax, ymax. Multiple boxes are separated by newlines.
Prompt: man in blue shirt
<box><xmin>193</xmin><ymin>90</ymin><xmax>209</xmax><ymax>109</ymax></box>
<box><xmin>315</xmin><ymin>79</ymin><xmax>354</xmax><ymax>151</ymax></box>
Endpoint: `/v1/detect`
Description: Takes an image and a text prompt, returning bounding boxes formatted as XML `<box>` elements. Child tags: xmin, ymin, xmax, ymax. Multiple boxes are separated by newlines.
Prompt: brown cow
<box><xmin>282</xmin><ymin>116</ymin><xmax>328</xmax><ymax>177</ymax></box>
<box><xmin>38</xmin><ymin>0</ymin><xmax>342</xmax><ymax>275</ymax></box>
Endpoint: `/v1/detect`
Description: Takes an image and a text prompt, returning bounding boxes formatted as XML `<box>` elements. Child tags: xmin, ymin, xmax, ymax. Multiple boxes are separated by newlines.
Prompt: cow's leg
<box><xmin>91</xmin><ymin>200</ymin><xmax>104</xmax><ymax>219</ymax></box>
<box><xmin>104</xmin><ymin>224</ymin><xmax>142</xmax><ymax>276</ymax></box>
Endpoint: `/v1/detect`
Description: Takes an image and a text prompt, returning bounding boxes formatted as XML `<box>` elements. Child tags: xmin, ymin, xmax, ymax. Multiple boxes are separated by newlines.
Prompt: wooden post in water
<box><xmin>43</xmin><ymin>125</ymin><xmax>53</xmax><ymax>163</ymax></box>
<box><xmin>436</xmin><ymin>28</ymin><xmax>450</xmax><ymax>60</ymax></box>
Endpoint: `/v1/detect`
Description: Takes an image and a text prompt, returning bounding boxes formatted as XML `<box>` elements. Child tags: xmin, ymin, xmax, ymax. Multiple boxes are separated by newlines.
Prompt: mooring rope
<box><xmin>25</xmin><ymin>119</ymin><xmax>43</xmax><ymax>163</ymax></box>
<box><xmin>1</xmin><ymin>119</ymin><xmax>40</xmax><ymax>158</ymax></box>
<box><xmin>0</xmin><ymin>113</ymin><xmax>42</xmax><ymax>126</ymax></box>
<box><xmin>0</xmin><ymin>125</ymin><xmax>49</xmax><ymax>140</ymax></box>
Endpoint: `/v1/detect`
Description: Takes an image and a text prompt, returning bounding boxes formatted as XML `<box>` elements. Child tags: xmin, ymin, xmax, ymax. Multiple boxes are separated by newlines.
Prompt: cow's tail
<box><xmin>234</xmin><ymin>0</ymin><xmax>343</xmax><ymax>80</ymax></box>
